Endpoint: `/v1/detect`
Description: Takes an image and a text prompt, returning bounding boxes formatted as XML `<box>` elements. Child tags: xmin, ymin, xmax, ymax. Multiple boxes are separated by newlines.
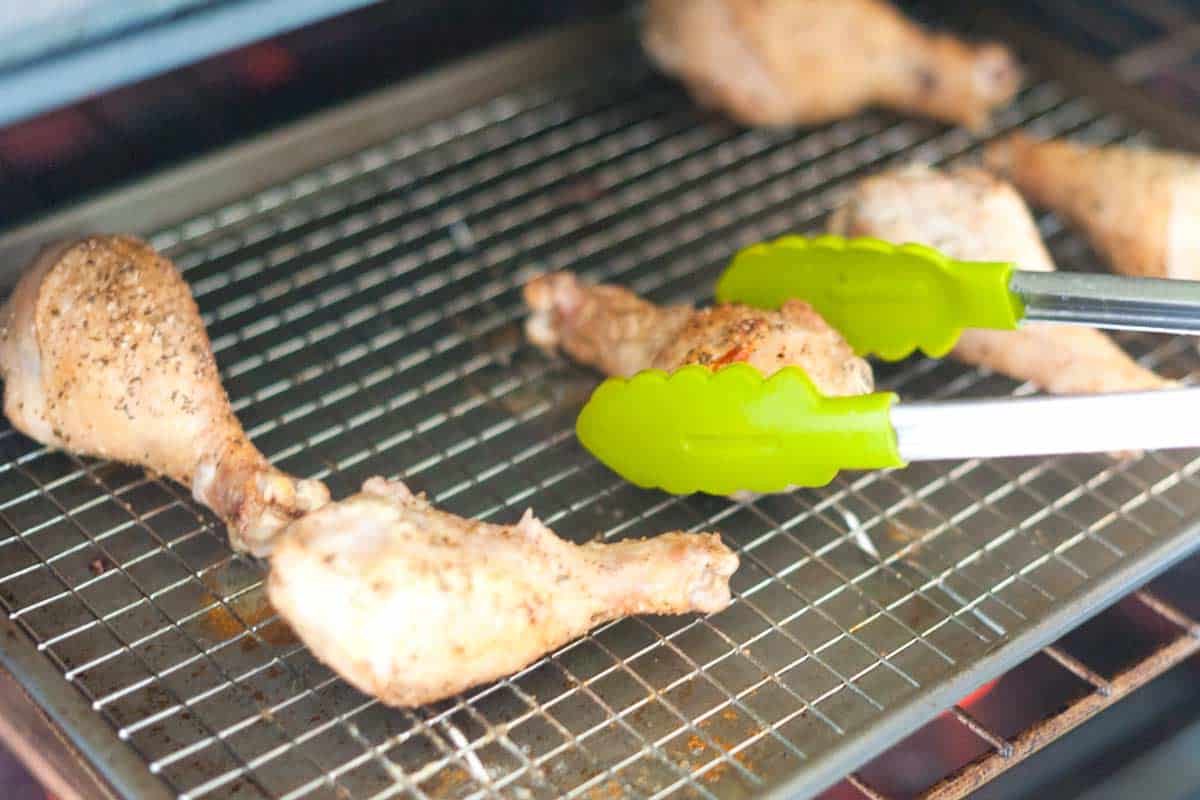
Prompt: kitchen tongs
<box><xmin>716</xmin><ymin>235</ymin><xmax>1200</xmax><ymax>359</ymax></box>
<box><xmin>576</xmin><ymin>236</ymin><xmax>1200</xmax><ymax>495</ymax></box>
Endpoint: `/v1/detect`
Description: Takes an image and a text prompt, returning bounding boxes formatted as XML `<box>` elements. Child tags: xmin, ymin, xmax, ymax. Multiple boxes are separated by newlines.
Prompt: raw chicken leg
<box><xmin>0</xmin><ymin>236</ymin><xmax>329</xmax><ymax>555</ymax></box>
<box><xmin>829</xmin><ymin>166</ymin><xmax>1168</xmax><ymax>394</ymax></box>
<box><xmin>268</xmin><ymin>477</ymin><xmax>738</xmax><ymax>707</ymax></box>
<box><xmin>984</xmin><ymin>132</ymin><xmax>1200</xmax><ymax>279</ymax></box>
<box><xmin>524</xmin><ymin>272</ymin><xmax>874</xmax><ymax>396</ymax></box>
<box><xmin>642</xmin><ymin>0</ymin><xmax>1020</xmax><ymax>129</ymax></box>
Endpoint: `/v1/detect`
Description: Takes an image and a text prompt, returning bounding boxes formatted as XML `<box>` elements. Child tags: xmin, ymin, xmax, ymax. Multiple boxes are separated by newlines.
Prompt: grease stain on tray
<box><xmin>886</xmin><ymin>521</ymin><xmax>923</xmax><ymax>545</ymax></box>
<box><xmin>198</xmin><ymin>571</ymin><xmax>296</xmax><ymax>648</ymax></box>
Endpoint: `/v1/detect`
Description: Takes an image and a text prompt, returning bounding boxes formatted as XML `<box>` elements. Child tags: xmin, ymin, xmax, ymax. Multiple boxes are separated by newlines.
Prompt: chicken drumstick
<box><xmin>524</xmin><ymin>271</ymin><xmax>874</xmax><ymax>397</ymax></box>
<box><xmin>0</xmin><ymin>235</ymin><xmax>329</xmax><ymax>555</ymax></box>
<box><xmin>984</xmin><ymin>132</ymin><xmax>1200</xmax><ymax>280</ymax></box>
<box><xmin>268</xmin><ymin>477</ymin><xmax>738</xmax><ymax>707</ymax></box>
<box><xmin>642</xmin><ymin>0</ymin><xmax>1020</xmax><ymax>129</ymax></box>
<box><xmin>829</xmin><ymin>166</ymin><xmax>1168</xmax><ymax>395</ymax></box>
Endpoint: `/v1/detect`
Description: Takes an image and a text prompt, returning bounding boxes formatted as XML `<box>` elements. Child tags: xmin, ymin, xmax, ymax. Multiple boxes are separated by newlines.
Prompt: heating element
<box><xmin>1</xmin><ymin>15</ymin><xmax>1200</xmax><ymax>800</ymax></box>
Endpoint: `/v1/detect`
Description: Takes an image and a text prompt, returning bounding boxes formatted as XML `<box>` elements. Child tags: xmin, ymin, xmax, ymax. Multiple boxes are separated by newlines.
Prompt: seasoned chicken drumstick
<box><xmin>830</xmin><ymin>166</ymin><xmax>1168</xmax><ymax>395</ymax></box>
<box><xmin>268</xmin><ymin>477</ymin><xmax>737</xmax><ymax>707</ymax></box>
<box><xmin>984</xmin><ymin>132</ymin><xmax>1200</xmax><ymax>280</ymax></box>
<box><xmin>524</xmin><ymin>272</ymin><xmax>873</xmax><ymax>396</ymax></box>
<box><xmin>0</xmin><ymin>236</ymin><xmax>329</xmax><ymax>555</ymax></box>
<box><xmin>642</xmin><ymin>0</ymin><xmax>1020</xmax><ymax>129</ymax></box>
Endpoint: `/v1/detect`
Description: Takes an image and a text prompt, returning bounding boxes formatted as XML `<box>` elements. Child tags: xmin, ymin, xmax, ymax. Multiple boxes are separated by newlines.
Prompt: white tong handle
<box><xmin>892</xmin><ymin>386</ymin><xmax>1200</xmax><ymax>461</ymax></box>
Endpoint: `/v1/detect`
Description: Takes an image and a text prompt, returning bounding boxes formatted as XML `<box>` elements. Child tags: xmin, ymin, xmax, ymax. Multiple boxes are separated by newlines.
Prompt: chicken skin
<box><xmin>268</xmin><ymin>477</ymin><xmax>737</xmax><ymax>707</ymax></box>
<box><xmin>642</xmin><ymin>0</ymin><xmax>1020</xmax><ymax>129</ymax></box>
<box><xmin>0</xmin><ymin>236</ymin><xmax>329</xmax><ymax>555</ymax></box>
<box><xmin>829</xmin><ymin>166</ymin><xmax>1168</xmax><ymax>395</ymax></box>
<box><xmin>984</xmin><ymin>132</ymin><xmax>1200</xmax><ymax>280</ymax></box>
<box><xmin>524</xmin><ymin>271</ymin><xmax>874</xmax><ymax>397</ymax></box>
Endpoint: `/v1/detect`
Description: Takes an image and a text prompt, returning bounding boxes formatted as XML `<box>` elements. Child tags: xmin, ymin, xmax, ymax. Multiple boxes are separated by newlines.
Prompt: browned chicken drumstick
<box><xmin>829</xmin><ymin>166</ymin><xmax>1168</xmax><ymax>395</ymax></box>
<box><xmin>0</xmin><ymin>236</ymin><xmax>329</xmax><ymax>555</ymax></box>
<box><xmin>0</xmin><ymin>236</ymin><xmax>736</xmax><ymax>708</ymax></box>
<box><xmin>984</xmin><ymin>132</ymin><xmax>1200</xmax><ymax>280</ymax></box>
<box><xmin>524</xmin><ymin>271</ymin><xmax>874</xmax><ymax>396</ymax></box>
<box><xmin>269</xmin><ymin>477</ymin><xmax>737</xmax><ymax>707</ymax></box>
<box><xmin>642</xmin><ymin>0</ymin><xmax>1020</xmax><ymax>129</ymax></box>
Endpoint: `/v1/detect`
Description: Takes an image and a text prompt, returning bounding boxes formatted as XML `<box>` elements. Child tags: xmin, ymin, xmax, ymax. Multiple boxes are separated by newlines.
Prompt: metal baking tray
<box><xmin>1</xmin><ymin>14</ymin><xmax>1199</xmax><ymax>800</ymax></box>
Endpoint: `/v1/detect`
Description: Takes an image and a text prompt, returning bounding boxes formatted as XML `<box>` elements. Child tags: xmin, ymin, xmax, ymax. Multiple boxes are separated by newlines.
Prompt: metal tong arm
<box><xmin>1013</xmin><ymin>271</ymin><xmax>1200</xmax><ymax>334</ymax></box>
<box><xmin>892</xmin><ymin>386</ymin><xmax>1200</xmax><ymax>462</ymax></box>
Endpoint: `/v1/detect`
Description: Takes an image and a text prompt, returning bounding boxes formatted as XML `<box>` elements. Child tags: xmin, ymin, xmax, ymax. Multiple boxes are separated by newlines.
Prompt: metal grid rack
<box><xmin>2</xmin><ymin>18</ymin><xmax>1200</xmax><ymax>800</ymax></box>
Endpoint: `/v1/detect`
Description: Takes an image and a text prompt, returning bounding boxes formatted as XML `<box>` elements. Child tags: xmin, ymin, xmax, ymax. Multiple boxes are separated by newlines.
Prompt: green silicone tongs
<box><xmin>715</xmin><ymin>235</ymin><xmax>1200</xmax><ymax>360</ymax></box>
<box><xmin>574</xmin><ymin>236</ymin><xmax>1200</xmax><ymax>495</ymax></box>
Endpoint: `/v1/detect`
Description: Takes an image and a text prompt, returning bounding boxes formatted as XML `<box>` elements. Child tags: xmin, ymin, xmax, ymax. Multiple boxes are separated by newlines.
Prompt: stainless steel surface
<box><xmin>2</xmin><ymin>16</ymin><xmax>1200</xmax><ymax>800</ymax></box>
<box><xmin>892</xmin><ymin>388</ymin><xmax>1200</xmax><ymax>462</ymax></box>
<box><xmin>1013</xmin><ymin>269</ymin><xmax>1200</xmax><ymax>334</ymax></box>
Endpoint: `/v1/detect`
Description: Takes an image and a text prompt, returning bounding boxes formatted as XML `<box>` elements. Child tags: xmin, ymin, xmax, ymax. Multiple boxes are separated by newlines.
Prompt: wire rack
<box><xmin>2</xmin><ymin>21</ymin><xmax>1200</xmax><ymax>800</ymax></box>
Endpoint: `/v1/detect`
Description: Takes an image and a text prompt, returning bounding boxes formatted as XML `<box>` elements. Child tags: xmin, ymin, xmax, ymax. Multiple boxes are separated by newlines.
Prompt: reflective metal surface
<box><xmin>1</xmin><ymin>17</ymin><xmax>1200</xmax><ymax>800</ymax></box>
<box><xmin>1013</xmin><ymin>269</ymin><xmax>1200</xmax><ymax>334</ymax></box>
